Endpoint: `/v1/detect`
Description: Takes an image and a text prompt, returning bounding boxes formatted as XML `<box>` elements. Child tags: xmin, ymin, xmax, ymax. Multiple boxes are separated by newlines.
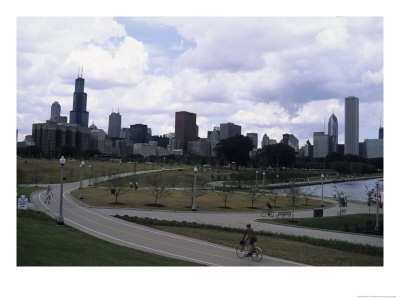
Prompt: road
<box><xmin>29</xmin><ymin>172</ymin><xmax>303</xmax><ymax>266</ymax></box>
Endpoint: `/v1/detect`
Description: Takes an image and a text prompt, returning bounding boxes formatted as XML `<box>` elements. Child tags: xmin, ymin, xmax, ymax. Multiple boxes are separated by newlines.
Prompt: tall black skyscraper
<box><xmin>70</xmin><ymin>71</ymin><xmax>89</xmax><ymax>128</ymax></box>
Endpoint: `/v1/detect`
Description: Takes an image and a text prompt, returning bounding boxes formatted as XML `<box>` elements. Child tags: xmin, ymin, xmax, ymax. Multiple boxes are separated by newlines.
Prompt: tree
<box><xmin>284</xmin><ymin>182</ymin><xmax>301</xmax><ymax>220</ymax></box>
<box><xmin>301</xmin><ymin>186</ymin><xmax>316</xmax><ymax>206</ymax></box>
<box><xmin>215</xmin><ymin>184</ymin><xmax>234</xmax><ymax>208</ymax></box>
<box><xmin>259</xmin><ymin>144</ymin><xmax>296</xmax><ymax>168</ymax></box>
<box><xmin>214</xmin><ymin>135</ymin><xmax>254</xmax><ymax>170</ymax></box>
<box><xmin>365</xmin><ymin>185</ymin><xmax>376</xmax><ymax>215</ymax></box>
<box><xmin>246</xmin><ymin>183</ymin><xmax>264</xmax><ymax>209</ymax></box>
<box><xmin>181</xmin><ymin>186</ymin><xmax>208</xmax><ymax>209</ymax></box>
<box><xmin>146</xmin><ymin>173</ymin><xmax>171</xmax><ymax>207</ymax></box>
<box><xmin>109</xmin><ymin>173</ymin><xmax>132</xmax><ymax>205</ymax></box>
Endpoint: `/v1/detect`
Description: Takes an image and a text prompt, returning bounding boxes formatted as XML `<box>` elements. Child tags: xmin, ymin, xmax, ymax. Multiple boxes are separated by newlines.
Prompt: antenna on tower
<box><xmin>380</xmin><ymin>117</ymin><xmax>382</xmax><ymax>128</ymax></box>
<box><xmin>77</xmin><ymin>65</ymin><xmax>80</xmax><ymax>78</ymax></box>
<box><xmin>81</xmin><ymin>65</ymin><xmax>83</xmax><ymax>77</ymax></box>
<box><xmin>324</xmin><ymin>116</ymin><xmax>325</xmax><ymax>133</ymax></box>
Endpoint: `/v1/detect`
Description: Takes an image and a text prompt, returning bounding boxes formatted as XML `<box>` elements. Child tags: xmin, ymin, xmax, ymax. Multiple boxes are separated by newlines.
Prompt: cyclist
<box><xmin>242</xmin><ymin>223</ymin><xmax>257</xmax><ymax>257</ymax></box>
<box><xmin>264</xmin><ymin>201</ymin><xmax>273</xmax><ymax>215</ymax></box>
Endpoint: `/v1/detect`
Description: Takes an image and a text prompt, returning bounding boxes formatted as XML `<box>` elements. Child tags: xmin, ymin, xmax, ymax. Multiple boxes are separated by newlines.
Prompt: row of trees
<box><xmin>17</xmin><ymin>145</ymin><xmax>101</xmax><ymax>160</ymax></box>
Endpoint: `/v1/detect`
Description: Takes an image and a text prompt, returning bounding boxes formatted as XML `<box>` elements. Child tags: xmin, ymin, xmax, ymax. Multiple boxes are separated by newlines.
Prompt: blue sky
<box><xmin>17</xmin><ymin>16</ymin><xmax>384</xmax><ymax>148</ymax></box>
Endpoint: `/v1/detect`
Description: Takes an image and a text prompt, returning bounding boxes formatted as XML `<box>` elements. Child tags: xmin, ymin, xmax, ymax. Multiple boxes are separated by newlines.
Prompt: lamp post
<box><xmin>256</xmin><ymin>170</ymin><xmax>259</xmax><ymax>190</ymax></box>
<box><xmin>88</xmin><ymin>165</ymin><xmax>91</xmax><ymax>186</ymax></box>
<box><xmin>321</xmin><ymin>174</ymin><xmax>325</xmax><ymax>207</ymax></box>
<box><xmin>375</xmin><ymin>180</ymin><xmax>380</xmax><ymax>232</ymax></box>
<box><xmin>209</xmin><ymin>167</ymin><xmax>212</xmax><ymax>183</ymax></box>
<box><xmin>79</xmin><ymin>160</ymin><xmax>85</xmax><ymax>199</ymax></box>
<box><xmin>262</xmin><ymin>171</ymin><xmax>265</xmax><ymax>192</ymax></box>
<box><xmin>276</xmin><ymin>174</ymin><xmax>279</xmax><ymax>183</ymax></box>
<box><xmin>57</xmin><ymin>156</ymin><xmax>66</xmax><ymax>225</ymax></box>
<box><xmin>192</xmin><ymin>166</ymin><xmax>198</xmax><ymax>211</ymax></box>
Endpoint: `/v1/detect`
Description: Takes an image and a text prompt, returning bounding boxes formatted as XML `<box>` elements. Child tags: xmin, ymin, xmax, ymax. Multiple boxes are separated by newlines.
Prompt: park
<box><xmin>17</xmin><ymin>156</ymin><xmax>383</xmax><ymax>266</ymax></box>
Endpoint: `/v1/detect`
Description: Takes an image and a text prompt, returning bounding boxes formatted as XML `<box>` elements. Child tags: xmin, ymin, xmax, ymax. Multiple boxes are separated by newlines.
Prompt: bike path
<box><xmin>30</xmin><ymin>181</ymin><xmax>302</xmax><ymax>266</ymax></box>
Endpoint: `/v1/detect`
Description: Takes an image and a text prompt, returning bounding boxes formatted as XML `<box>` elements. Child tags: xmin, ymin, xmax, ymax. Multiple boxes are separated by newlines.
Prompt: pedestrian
<box><xmin>44</xmin><ymin>185</ymin><xmax>54</xmax><ymax>204</ymax></box>
<box><xmin>135</xmin><ymin>182</ymin><xmax>138</xmax><ymax>190</ymax></box>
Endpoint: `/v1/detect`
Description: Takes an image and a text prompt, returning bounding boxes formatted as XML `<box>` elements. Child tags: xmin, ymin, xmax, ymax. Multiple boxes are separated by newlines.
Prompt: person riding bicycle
<box><xmin>264</xmin><ymin>201</ymin><xmax>273</xmax><ymax>215</ymax></box>
<box><xmin>242</xmin><ymin>223</ymin><xmax>257</xmax><ymax>257</ymax></box>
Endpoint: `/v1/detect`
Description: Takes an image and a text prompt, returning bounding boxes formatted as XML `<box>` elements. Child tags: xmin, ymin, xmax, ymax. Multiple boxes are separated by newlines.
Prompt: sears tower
<box><xmin>70</xmin><ymin>69</ymin><xmax>89</xmax><ymax>128</ymax></box>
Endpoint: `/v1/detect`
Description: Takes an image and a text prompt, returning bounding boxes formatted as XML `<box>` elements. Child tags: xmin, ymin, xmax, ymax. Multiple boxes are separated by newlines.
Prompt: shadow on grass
<box><xmin>145</xmin><ymin>203</ymin><xmax>166</xmax><ymax>208</ymax></box>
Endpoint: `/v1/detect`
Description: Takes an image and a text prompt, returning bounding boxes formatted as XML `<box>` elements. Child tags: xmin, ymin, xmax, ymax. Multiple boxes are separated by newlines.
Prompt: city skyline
<box><xmin>17</xmin><ymin>17</ymin><xmax>383</xmax><ymax>148</ymax></box>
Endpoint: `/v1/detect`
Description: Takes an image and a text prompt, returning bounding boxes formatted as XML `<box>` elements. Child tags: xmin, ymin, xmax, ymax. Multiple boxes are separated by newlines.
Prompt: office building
<box><xmin>188</xmin><ymin>138</ymin><xmax>211</xmax><ymax>157</ymax></box>
<box><xmin>130</xmin><ymin>124</ymin><xmax>148</xmax><ymax>144</ymax></box>
<box><xmin>328</xmin><ymin>113</ymin><xmax>338</xmax><ymax>152</ymax></box>
<box><xmin>247</xmin><ymin>133</ymin><xmax>258</xmax><ymax>150</ymax></box>
<box><xmin>304</xmin><ymin>140</ymin><xmax>313</xmax><ymax>158</ymax></box>
<box><xmin>261</xmin><ymin>133</ymin><xmax>270</xmax><ymax>148</ymax></box>
<box><xmin>379</xmin><ymin>127</ymin><xmax>384</xmax><ymax>139</ymax></box>
<box><xmin>209</xmin><ymin>127</ymin><xmax>220</xmax><ymax>157</ymax></box>
<box><xmin>344</xmin><ymin>96</ymin><xmax>359</xmax><ymax>155</ymax></box>
<box><xmin>69</xmin><ymin>73</ymin><xmax>89</xmax><ymax>128</ymax></box>
<box><xmin>108</xmin><ymin>112</ymin><xmax>121</xmax><ymax>139</ymax></box>
<box><xmin>313</xmin><ymin>132</ymin><xmax>331</xmax><ymax>158</ymax></box>
<box><xmin>280</xmin><ymin>133</ymin><xmax>299</xmax><ymax>151</ymax></box>
<box><xmin>360</xmin><ymin>139</ymin><xmax>383</xmax><ymax>159</ymax></box>
<box><xmin>50</xmin><ymin>101</ymin><xmax>61</xmax><ymax>122</ymax></box>
<box><xmin>220</xmin><ymin>122</ymin><xmax>241</xmax><ymax>140</ymax></box>
<box><xmin>175</xmin><ymin>111</ymin><xmax>197</xmax><ymax>149</ymax></box>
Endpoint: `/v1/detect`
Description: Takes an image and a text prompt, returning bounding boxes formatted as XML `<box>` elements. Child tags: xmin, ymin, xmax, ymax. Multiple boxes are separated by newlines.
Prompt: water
<box><xmin>294</xmin><ymin>178</ymin><xmax>384</xmax><ymax>202</ymax></box>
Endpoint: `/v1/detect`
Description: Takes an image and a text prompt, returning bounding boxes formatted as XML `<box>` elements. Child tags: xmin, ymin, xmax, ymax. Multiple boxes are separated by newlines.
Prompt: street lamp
<box><xmin>192</xmin><ymin>166</ymin><xmax>198</xmax><ymax>211</ymax></box>
<box><xmin>79</xmin><ymin>160</ymin><xmax>85</xmax><ymax>199</ymax></box>
<box><xmin>375</xmin><ymin>180</ymin><xmax>380</xmax><ymax>232</ymax></box>
<box><xmin>163</xmin><ymin>157</ymin><xmax>166</xmax><ymax>169</ymax></box>
<box><xmin>321</xmin><ymin>173</ymin><xmax>325</xmax><ymax>207</ymax></box>
<box><xmin>57</xmin><ymin>156</ymin><xmax>66</xmax><ymax>225</ymax></box>
<box><xmin>256</xmin><ymin>170</ymin><xmax>259</xmax><ymax>190</ymax></box>
<box><xmin>262</xmin><ymin>171</ymin><xmax>265</xmax><ymax>191</ymax></box>
<box><xmin>88</xmin><ymin>165</ymin><xmax>91</xmax><ymax>186</ymax></box>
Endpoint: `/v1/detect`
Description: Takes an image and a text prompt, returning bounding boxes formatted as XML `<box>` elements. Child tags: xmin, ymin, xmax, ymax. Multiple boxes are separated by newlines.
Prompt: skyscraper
<box><xmin>220</xmin><ymin>122</ymin><xmax>241</xmax><ymax>140</ymax></box>
<box><xmin>261</xmin><ymin>133</ymin><xmax>270</xmax><ymax>148</ymax></box>
<box><xmin>50</xmin><ymin>101</ymin><xmax>61</xmax><ymax>122</ymax></box>
<box><xmin>175</xmin><ymin>111</ymin><xmax>197</xmax><ymax>149</ymax></box>
<box><xmin>69</xmin><ymin>72</ymin><xmax>89</xmax><ymax>128</ymax></box>
<box><xmin>246</xmin><ymin>133</ymin><xmax>258</xmax><ymax>150</ymax></box>
<box><xmin>108</xmin><ymin>112</ymin><xmax>121</xmax><ymax>139</ymax></box>
<box><xmin>344</xmin><ymin>96</ymin><xmax>359</xmax><ymax>155</ymax></box>
<box><xmin>130</xmin><ymin>124</ymin><xmax>148</xmax><ymax>143</ymax></box>
<box><xmin>328</xmin><ymin>113</ymin><xmax>338</xmax><ymax>152</ymax></box>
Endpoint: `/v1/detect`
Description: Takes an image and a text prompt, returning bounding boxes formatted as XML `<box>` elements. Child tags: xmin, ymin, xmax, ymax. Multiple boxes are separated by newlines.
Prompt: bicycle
<box><xmin>261</xmin><ymin>209</ymin><xmax>274</xmax><ymax>217</ymax></box>
<box><xmin>236</xmin><ymin>239</ymin><xmax>263</xmax><ymax>262</ymax></box>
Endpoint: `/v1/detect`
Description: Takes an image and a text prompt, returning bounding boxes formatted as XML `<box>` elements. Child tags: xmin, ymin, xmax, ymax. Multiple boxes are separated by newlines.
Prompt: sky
<box><xmin>16</xmin><ymin>16</ymin><xmax>384</xmax><ymax>148</ymax></box>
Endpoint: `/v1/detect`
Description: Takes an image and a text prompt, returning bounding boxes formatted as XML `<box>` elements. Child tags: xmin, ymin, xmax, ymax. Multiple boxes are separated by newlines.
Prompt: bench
<box><xmin>337</xmin><ymin>208</ymin><xmax>347</xmax><ymax>216</ymax></box>
<box><xmin>276</xmin><ymin>211</ymin><xmax>292</xmax><ymax>219</ymax></box>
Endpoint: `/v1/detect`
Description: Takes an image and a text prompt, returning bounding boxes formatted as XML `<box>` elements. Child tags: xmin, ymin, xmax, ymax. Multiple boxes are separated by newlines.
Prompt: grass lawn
<box><xmin>17</xmin><ymin>210</ymin><xmax>202</xmax><ymax>266</ymax></box>
<box><xmin>115</xmin><ymin>216</ymin><xmax>383</xmax><ymax>266</ymax></box>
<box><xmin>17</xmin><ymin>158</ymin><xmax>164</xmax><ymax>184</ymax></box>
<box><xmin>71</xmin><ymin>186</ymin><xmax>333</xmax><ymax>212</ymax></box>
<box><xmin>257</xmin><ymin>214</ymin><xmax>384</xmax><ymax>236</ymax></box>
<box><xmin>17</xmin><ymin>186</ymin><xmax>44</xmax><ymax>199</ymax></box>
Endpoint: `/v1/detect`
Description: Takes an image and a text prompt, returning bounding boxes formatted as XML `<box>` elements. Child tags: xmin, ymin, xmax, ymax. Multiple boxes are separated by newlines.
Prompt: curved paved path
<box><xmin>29</xmin><ymin>171</ymin><xmax>303</xmax><ymax>266</ymax></box>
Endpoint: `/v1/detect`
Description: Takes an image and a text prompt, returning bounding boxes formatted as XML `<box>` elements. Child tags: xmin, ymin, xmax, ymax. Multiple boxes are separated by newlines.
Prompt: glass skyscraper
<box><xmin>328</xmin><ymin>113</ymin><xmax>338</xmax><ymax>152</ymax></box>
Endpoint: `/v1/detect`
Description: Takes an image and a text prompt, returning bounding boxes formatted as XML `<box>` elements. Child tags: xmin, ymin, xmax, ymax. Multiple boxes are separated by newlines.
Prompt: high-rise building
<box><xmin>50</xmin><ymin>101</ymin><xmax>61</xmax><ymax>122</ymax></box>
<box><xmin>261</xmin><ymin>133</ymin><xmax>270</xmax><ymax>148</ymax></box>
<box><xmin>220</xmin><ymin>122</ymin><xmax>241</xmax><ymax>140</ymax></box>
<box><xmin>246</xmin><ymin>133</ymin><xmax>258</xmax><ymax>150</ymax></box>
<box><xmin>175</xmin><ymin>111</ymin><xmax>197</xmax><ymax>149</ymax></box>
<box><xmin>313</xmin><ymin>132</ymin><xmax>331</xmax><ymax>158</ymax></box>
<box><xmin>280</xmin><ymin>133</ymin><xmax>299</xmax><ymax>151</ymax></box>
<box><xmin>344</xmin><ymin>96</ymin><xmax>359</xmax><ymax>155</ymax></box>
<box><xmin>69</xmin><ymin>73</ymin><xmax>89</xmax><ymax>128</ymax></box>
<box><xmin>379</xmin><ymin>127</ymin><xmax>384</xmax><ymax>139</ymax></box>
<box><xmin>328</xmin><ymin>113</ymin><xmax>338</xmax><ymax>152</ymax></box>
<box><xmin>130</xmin><ymin>124</ymin><xmax>148</xmax><ymax>144</ymax></box>
<box><xmin>108</xmin><ymin>112</ymin><xmax>121</xmax><ymax>139</ymax></box>
<box><xmin>209</xmin><ymin>126</ymin><xmax>220</xmax><ymax>157</ymax></box>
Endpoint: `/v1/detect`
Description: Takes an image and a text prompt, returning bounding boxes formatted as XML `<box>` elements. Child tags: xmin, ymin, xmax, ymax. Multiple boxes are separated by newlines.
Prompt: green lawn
<box><xmin>17</xmin><ymin>210</ymin><xmax>202</xmax><ymax>266</ymax></box>
<box><xmin>257</xmin><ymin>213</ymin><xmax>384</xmax><ymax>236</ymax></box>
<box><xmin>17</xmin><ymin>186</ymin><xmax>43</xmax><ymax>199</ymax></box>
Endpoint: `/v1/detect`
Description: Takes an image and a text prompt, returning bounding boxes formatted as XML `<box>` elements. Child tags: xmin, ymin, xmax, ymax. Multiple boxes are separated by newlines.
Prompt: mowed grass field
<box><xmin>17</xmin><ymin>158</ymin><xmax>165</xmax><ymax>184</ymax></box>
<box><xmin>71</xmin><ymin>185</ymin><xmax>332</xmax><ymax>212</ymax></box>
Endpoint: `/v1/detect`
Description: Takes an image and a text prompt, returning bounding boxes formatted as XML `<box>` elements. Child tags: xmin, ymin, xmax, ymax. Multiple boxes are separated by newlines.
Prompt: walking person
<box><xmin>44</xmin><ymin>185</ymin><xmax>54</xmax><ymax>204</ymax></box>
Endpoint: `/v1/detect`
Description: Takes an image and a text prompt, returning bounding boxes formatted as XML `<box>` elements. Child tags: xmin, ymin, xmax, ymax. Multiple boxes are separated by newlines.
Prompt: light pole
<box><xmin>57</xmin><ymin>156</ymin><xmax>66</xmax><ymax>225</ymax></box>
<box><xmin>321</xmin><ymin>173</ymin><xmax>325</xmax><ymax>207</ymax></box>
<box><xmin>375</xmin><ymin>180</ymin><xmax>380</xmax><ymax>232</ymax></box>
<box><xmin>192</xmin><ymin>166</ymin><xmax>198</xmax><ymax>211</ymax></box>
<box><xmin>88</xmin><ymin>165</ymin><xmax>91</xmax><ymax>186</ymax></box>
<box><xmin>79</xmin><ymin>160</ymin><xmax>85</xmax><ymax>199</ymax></box>
<box><xmin>209</xmin><ymin>167</ymin><xmax>212</xmax><ymax>183</ymax></box>
<box><xmin>256</xmin><ymin>170</ymin><xmax>259</xmax><ymax>190</ymax></box>
<box><xmin>262</xmin><ymin>171</ymin><xmax>265</xmax><ymax>192</ymax></box>
<box><xmin>163</xmin><ymin>157</ymin><xmax>166</xmax><ymax>169</ymax></box>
